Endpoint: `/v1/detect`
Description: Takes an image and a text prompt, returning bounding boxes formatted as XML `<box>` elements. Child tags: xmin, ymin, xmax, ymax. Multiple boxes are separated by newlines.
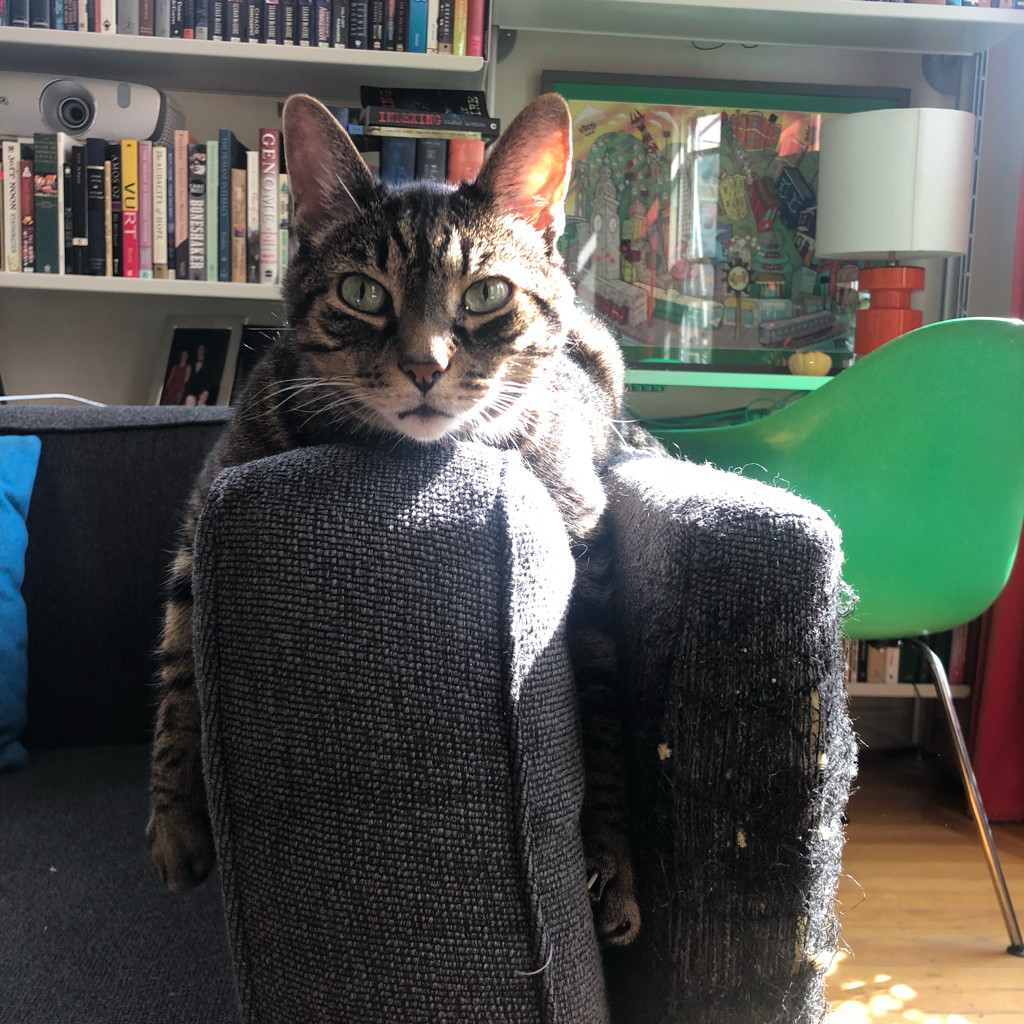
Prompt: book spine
<box><xmin>138</xmin><ymin>139</ymin><xmax>153</xmax><ymax>278</ymax></box>
<box><xmin>331</xmin><ymin>0</ymin><xmax>346</xmax><ymax>44</ymax></box>
<box><xmin>85</xmin><ymin>139</ymin><xmax>106</xmax><ymax>275</ymax></box>
<box><xmin>154</xmin><ymin>0</ymin><xmax>170</xmax><ymax>33</ymax></box>
<box><xmin>210</xmin><ymin>0</ymin><xmax>224</xmax><ymax>36</ymax></box>
<box><xmin>70</xmin><ymin>144</ymin><xmax>89</xmax><ymax>275</ymax></box>
<box><xmin>139</xmin><ymin>0</ymin><xmax>154</xmax><ymax>32</ymax></box>
<box><xmin>247</xmin><ymin>0</ymin><xmax>262</xmax><ymax>42</ymax></box>
<box><xmin>217</xmin><ymin>131</ymin><xmax>232</xmax><ymax>281</ymax></box>
<box><xmin>314</xmin><ymin>0</ymin><xmax>329</xmax><ymax>43</ymax></box>
<box><xmin>370</xmin><ymin>0</ymin><xmax>383</xmax><ymax>47</ymax></box>
<box><xmin>97</xmin><ymin>0</ymin><xmax>116</xmax><ymax>30</ymax></box>
<box><xmin>170</xmin><ymin>0</ymin><xmax>183</xmax><ymax>34</ymax></box>
<box><xmin>165</xmin><ymin>148</ymin><xmax>175</xmax><ymax>277</ymax></box>
<box><xmin>347</xmin><ymin>0</ymin><xmax>368</xmax><ymax>47</ymax></box>
<box><xmin>393</xmin><ymin>0</ymin><xmax>407</xmax><ymax>50</ymax></box>
<box><xmin>2</xmin><ymin>142</ymin><xmax>20</xmax><ymax>273</ymax></box>
<box><xmin>194</xmin><ymin>0</ymin><xmax>208</xmax><ymax>35</ymax></box>
<box><xmin>20</xmin><ymin>152</ymin><xmax>35</xmax><ymax>273</ymax></box>
<box><xmin>258</xmin><ymin>127</ymin><xmax>280</xmax><ymax>283</ymax></box>
<box><xmin>121</xmin><ymin>140</ymin><xmax>139</xmax><ymax>278</ymax></box>
<box><xmin>29</xmin><ymin>0</ymin><xmax>51</xmax><ymax>27</ymax></box>
<box><xmin>225</xmin><ymin>0</ymin><xmax>242</xmax><ymax>38</ymax></box>
<box><xmin>103</xmin><ymin>159</ymin><xmax>113</xmax><ymax>276</ymax></box>
<box><xmin>187</xmin><ymin>142</ymin><xmax>206</xmax><ymax>280</ymax></box>
<box><xmin>32</xmin><ymin>133</ymin><xmax>61</xmax><ymax>274</ymax></box>
<box><xmin>63</xmin><ymin>163</ymin><xmax>72</xmax><ymax>273</ymax></box>
<box><xmin>406</xmin><ymin>0</ymin><xmax>425</xmax><ymax>50</ymax></box>
<box><xmin>426</xmin><ymin>0</ymin><xmax>437</xmax><ymax>52</ymax></box>
<box><xmin>64</xmin><ymin>0</ymin><xmax>78</xmax><ymax>30</ymax></box>
<box><xmin>446</xmin><ymin>138</ymin><xmax>484</xmax><ymax>184</ymax></box>
<box><xmin>205</xmin><ymin>139</ymin><xmax>218</xmax><ymax>282</ymax></box>
<box><xmin>263</xmin><ymin>0</ymin><xmax>280</xmax><ymax>40</ymax></box>
<box><xmin>415</xmin><ymin>136</ymin><xmax>446</xmax><ymax>182</ymax></box>
<box><xmin>7</xmin><ymin>0</ymin><xmax>30</xmax><ymax>26</ymax></box>
<box><xmin>278</xmin><ymin>0</ymin><xmax>294</xmax><ymax>41</ymax></box>
<box><xmin>246</xmin><ymin>149</ymin><xmax>259</xmax><ymax>282</ymax></box>
<box><xmin>384</xmin><ymin>0</ymin><xmax>396</xmax><ymax>48</ymax></box>
<box><xmin>230</xmin><ymin>167</ymin><xmax>246</xmax><ymax>283</ymax></box>
<box><xmin>278</xmin><ymin>172</ymin><xmax>289</xmax><ymax>283</ymax></box>
<box><xmin>153</xmin><ymin>144</ymin><xmax>168</xmax><ymax>278</ymax></box>
<box><xmin>54</xmin><ymin>0</ymin><xmax>65</xmax><ymax>30</ymax></box>
<box><xmin>362</xmin><ymin>107</ymin><xmax>499</xmax><ymax>136</ymax></box>
<box><xmin>183</xmin><ymin>0</ymin><xmax>195</xmax><ymax>36</ymax></box>
<box><xmin>109</xmin><ymin>143</ymin><xmax>123</xmax><ymax>276</ymax></box>
<box><xmin>452</xmin><ymin>0</ymin><xmax>466</xmax><ymax>54</ymax></box>
<box><xmin>436</xmin><ymin>0</ymin><xmax>452</xmax><ymax>52</ymax></box>
<box><xmin>380</xmin><ymin>136</ymin><xmax>416</xmax><ymax>185</ymax></box>
<box><xmin>296</xmin><ymin>0</ymin><xmax>312</xmax><ymax>42</ymax></box>
<box><xmin>173</xmin><ymin>130</ymin><xmax>191</xmax><ymax>278</ymax></box>
<box><xmin>117</xmin><ymin>0</ymin><xmax>138</xmax><ymax>32</ymax></box>
<box><xmin>465</xmin><ymin>0</ymin><xmax>482</xmax><ymax>55</ymax></box>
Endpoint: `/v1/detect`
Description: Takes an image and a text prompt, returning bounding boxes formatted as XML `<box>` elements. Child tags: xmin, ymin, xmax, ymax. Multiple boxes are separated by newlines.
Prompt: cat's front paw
<box><xmin>586</xmin><ymin>845</ymin><xmax>641</xmax><ymax>946</ymax></box>
<box><xmin>146</xmin><ymin>805</ymin><xmax>215</xmax><ymax>892</ymax></box>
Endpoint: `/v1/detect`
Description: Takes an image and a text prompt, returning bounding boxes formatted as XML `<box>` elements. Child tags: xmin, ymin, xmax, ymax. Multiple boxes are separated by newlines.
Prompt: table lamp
<box><xmin>815</xmin><ymin>107</ymin><xmax>975</xmax><ymax>357</ymax></box>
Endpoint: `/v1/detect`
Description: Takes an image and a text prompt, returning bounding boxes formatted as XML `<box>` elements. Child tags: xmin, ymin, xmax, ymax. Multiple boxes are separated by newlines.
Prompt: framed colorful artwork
<box><xmin>541</xmin><ymin>72</ymin><xmax>908</xmax><ymax>374</ymax></box>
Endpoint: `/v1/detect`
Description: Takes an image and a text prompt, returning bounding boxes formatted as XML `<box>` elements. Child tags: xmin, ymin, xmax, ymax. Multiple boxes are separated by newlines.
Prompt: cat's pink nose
<box><xmin>400</xmin><ymin>361</ymin><xmax>447</xmax><ymax>394</ymax></box>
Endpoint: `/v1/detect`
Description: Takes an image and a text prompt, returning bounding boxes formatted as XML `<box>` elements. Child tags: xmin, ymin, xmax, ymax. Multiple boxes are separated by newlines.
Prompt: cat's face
<box><xmin>281</xmin><ymin>94</ymin><xmax>576</xmax><ymax>443</ymax></box>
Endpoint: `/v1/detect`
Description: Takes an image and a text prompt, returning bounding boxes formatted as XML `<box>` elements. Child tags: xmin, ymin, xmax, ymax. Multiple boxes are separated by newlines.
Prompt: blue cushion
<box><xmin>1</xmin><ymin>435</ymin><xmax>41</xmax><ymax>772</ymax></box>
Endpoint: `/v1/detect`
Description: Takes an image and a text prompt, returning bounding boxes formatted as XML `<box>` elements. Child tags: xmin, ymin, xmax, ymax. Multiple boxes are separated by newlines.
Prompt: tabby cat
<box><xmin>147</xmin><ymin>92</ymin><xmax>659</xmax><ymax>946</ymax></box>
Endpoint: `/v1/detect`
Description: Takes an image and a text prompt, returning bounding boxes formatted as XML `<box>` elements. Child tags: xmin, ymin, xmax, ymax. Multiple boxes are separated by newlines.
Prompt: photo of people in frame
<box><xmin>157</xmin><ymin>326</ymin><xmax>232</xmax><ymax>406</ymax></box>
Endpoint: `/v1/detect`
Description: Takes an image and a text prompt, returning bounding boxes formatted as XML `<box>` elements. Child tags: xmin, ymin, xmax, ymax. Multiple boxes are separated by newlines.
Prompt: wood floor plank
<box><xmin>825</xmin><ymin>753</ymin><xmax>1024</xmax><ymax>1024</ymax></box>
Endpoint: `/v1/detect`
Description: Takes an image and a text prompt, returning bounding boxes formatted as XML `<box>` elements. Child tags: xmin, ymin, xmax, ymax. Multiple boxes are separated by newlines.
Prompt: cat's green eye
<box><xmin>464</xmin><ymin>277</ymin><xmax>511</xmax><ymax>314</ymax></box>
<box><xmin>339</xmin><ymin>274</ymin><xmax>388</xmax><ymax>314</ymax></box>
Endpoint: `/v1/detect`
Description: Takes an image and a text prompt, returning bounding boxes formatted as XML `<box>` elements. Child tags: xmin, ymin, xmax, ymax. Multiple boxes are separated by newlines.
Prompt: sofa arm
<box><xmin>603</xmin><ymin>455</ymin><xmax>855</xmax><ymax>1024</ymax></box>
<box><xmin>192</xmin><ymin>442</ymin><xmax>609</xmax><ymax>1024</ymax></box>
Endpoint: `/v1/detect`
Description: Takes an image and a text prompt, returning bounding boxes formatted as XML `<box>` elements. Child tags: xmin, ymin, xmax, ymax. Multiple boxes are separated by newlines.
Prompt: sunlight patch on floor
<box><xmin>825</xmin><ymin>953</ymin><xmax>977</xmax><ymax>1024</ymax></box>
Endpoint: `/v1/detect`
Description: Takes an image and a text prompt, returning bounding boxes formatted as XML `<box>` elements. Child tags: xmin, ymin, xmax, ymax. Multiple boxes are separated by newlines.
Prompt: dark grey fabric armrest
<box><xmin>193</xmin><ymin>442</ymin><xmax>609</xmax><ymax>1024</ymax></box>
<box><xmin>602</xmin><ymin>456</ymin><xmax>855</xmax><ymax>1024</ymax></box>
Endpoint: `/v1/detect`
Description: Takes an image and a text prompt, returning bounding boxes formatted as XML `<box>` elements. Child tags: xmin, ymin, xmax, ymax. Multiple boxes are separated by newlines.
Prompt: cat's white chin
<box><xmin>393</xmin><ymin>411</ymin><xmax>460</xmax><ymax>443</ymax></box>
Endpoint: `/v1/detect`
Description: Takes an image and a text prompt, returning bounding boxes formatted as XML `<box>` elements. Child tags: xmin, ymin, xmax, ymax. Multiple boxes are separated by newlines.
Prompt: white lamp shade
<box><xmin>815</xmin><ymin>107</ymin><xmax>975</xmax><ymax>260</ymax></box>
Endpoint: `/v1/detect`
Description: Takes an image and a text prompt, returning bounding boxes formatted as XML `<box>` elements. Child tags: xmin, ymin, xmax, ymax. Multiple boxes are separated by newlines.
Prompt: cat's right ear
<box><xmin>282</xmin><ymin>94</ymin><xmax>376</xmax><ymax>231</ymax></box>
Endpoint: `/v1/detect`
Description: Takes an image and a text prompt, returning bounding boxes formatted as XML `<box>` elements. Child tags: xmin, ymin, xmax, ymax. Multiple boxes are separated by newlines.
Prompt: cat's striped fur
<box><xmin>147</xmin><ymin>93</ymin><xmax>659</xmax><ymax>946</ymax></box>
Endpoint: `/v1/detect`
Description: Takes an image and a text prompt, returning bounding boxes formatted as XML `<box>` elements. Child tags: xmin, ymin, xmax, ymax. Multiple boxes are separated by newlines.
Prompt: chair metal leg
<box><xmin>909</xmin><ymin>638</ymin><xmax>1024</xmax><ymax>956</ymax></box>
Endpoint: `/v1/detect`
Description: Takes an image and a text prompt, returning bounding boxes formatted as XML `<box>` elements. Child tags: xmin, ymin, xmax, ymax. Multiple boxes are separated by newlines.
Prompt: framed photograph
<box><xmin>151</xmin><ymin>315</ymin><xmax>244</xmax><ymax>407</ymax></box>
<box><xmin>541</xmin><ymin>72</ymin><xmax>908</xmax><ymax>373</ymax></box>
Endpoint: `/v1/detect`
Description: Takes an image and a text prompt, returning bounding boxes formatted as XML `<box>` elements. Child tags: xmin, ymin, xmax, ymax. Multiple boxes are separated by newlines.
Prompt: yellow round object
<box><xmin>788</xmin><ymin>351</ymin><xmax>832</xmax><ymax>376</ymax></box>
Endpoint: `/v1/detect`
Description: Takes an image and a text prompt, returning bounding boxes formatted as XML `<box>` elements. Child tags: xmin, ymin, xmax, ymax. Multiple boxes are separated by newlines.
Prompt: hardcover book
<box><xmin>20</xmin><ymin>149</ymin><xmax>35</xmax><ymax>273</ymax></box>
<box><xmin>406</xmin><ymin>0</ymin><xmax>427</xmax><ymax>51</ymax></box>
<box><xmin>109</xmin><ymin>143</ymin><xmax>123</xmax><ymax>276</ymax></box>
<box><xmin>187</xmin><ymin>142</ymin><xmax>207</xmax><ymax>281</ymax></box>
<box><xmin>2</xmin><ymin>141</ymin><xmax>21</xmax><ymax>273</ymax></box>
<box><xmin>348</xmin><ymin>0</ymin><xmax>369</xmax><ymax>47</ymax></box>
<box><xmin>138</xmin><ymin>139</ymin><xmax>154</xmax><ymax>278</ymax></box>
<box><xmin>153</xmin><ymin>144</ymin><xmax>168</xmax><ymax>278</ymax></box>
<box><xmin>121</xmin><ymin>139</ymin><xmax>140</xmax><ymax>278</ymax></box>
<box><xmin>217</xmin><ymin>129</ymin><xmax>247</xmax><ymax>282</ymax></box>
<box><xmin>69</xmin><ymin>144</ymin><xmax>89</xmax><ymax>275</ymax></box>
<box><xmin>246</xmin><ymin>149</ymin><xmax>260</xmax><ymax>282</ymax></box>
<box><xmin>86</xmin><ymin>139</ymin><xmax>108</xmax><ymax>275</ymax></box>
<box><xmin>32</xmin><ymin>132</ymin><xmax>67</xmax><ymax>275</ymax></box>
<box><xmin>361</xmin><ymin>106</ymin><xmax>499</xmax><ymax>137</ymax></box>
<box><xmin>359</xmin><ymin>86</ymin><xmax>490</xmax><ymax>118</ymax></box>
<box><xmin>258</xmin><ymin>127</ymin><xmax>280</xmax><ymax>284</ymax></box>
<box><xmin>415</xmin><ymin>137</ymin><xmax>447</xmax><ymax>182</ymax></box>
<box><xmin>380</xmin><ymin>136</ymin><xmax>416</xmax><ymax>186</ymax></box>
<box><xmin>446</xmin><ymin>138</ymin><xmax>484</xmax><ymax>184</ymax></box>
<box><xmin>173</xmin><ymin>130</ymin><xmax>195</xmax><ymax>279</ymax></box>
<box><xmin>206</xmin><ymin>139</ymin><xmax>218</xmax><ymax>283</ymax></box>
<box><xmin>231</xmin><ymin>166</ymin><xmax>247</xmax><ymax>283</ymax></box>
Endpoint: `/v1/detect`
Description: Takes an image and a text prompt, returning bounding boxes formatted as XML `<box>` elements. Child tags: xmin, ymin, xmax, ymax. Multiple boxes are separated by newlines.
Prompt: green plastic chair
<box><xmin>641</xmin><ymin>317</ymin><xmax>1024</xmax><ymax>955</ymax></box>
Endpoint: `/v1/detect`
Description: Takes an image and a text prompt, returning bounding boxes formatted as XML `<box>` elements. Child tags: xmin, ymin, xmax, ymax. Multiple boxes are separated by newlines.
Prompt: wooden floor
<box><xmin>825</xmin><ymin>753</ymin><xmax>1024</xmax><ymax>1024</ymax></box>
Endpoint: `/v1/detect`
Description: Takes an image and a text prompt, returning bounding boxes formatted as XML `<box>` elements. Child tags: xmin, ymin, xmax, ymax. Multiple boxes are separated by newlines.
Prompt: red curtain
<box><xmin>967</xmin><ymin>163</ymin><xmax>1024</xmax><ymax>821</ymax></box>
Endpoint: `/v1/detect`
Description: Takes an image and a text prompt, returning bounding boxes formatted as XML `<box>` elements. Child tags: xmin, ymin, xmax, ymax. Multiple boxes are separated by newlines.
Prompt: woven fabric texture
<box><xmin>601</xmin><ymin>456</ymin><xmax>856</xmax><ymax>1024</ymax></box>
<box><xmin>193</xmin><ymin>442</ymin><xmax>609</xmax><ymax>1024</ymax></box>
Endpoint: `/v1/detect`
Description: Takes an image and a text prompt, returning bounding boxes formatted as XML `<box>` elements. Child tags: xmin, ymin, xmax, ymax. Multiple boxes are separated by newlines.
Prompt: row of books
<box><xmin>0</xmin><ymin>0</ymin><xmax>490</xmax><ymax>53</ymax></box>
<box><xmin>0</xmin><ymin>128</ymin><xmax>289</xmax><ymax>283</ymax></box>
<box><xmin>842</xmin><ymin>626</ymin><xmax>970</xmax><ymax>687</ymax></box>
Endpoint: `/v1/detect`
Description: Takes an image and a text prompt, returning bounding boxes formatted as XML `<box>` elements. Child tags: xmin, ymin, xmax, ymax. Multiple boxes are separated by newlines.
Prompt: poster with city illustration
<box><xmin>543</xmin><ymin>74</ymin><xmax>906</xmax><ymax>372</ymax></box>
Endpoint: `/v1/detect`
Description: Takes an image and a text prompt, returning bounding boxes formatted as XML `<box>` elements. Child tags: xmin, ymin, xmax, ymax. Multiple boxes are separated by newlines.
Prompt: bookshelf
<box><xmin>0</xmin><ymin>270</ymin><xmax>280</xmax><ymax>302</ymax></box>
<box><xmin>491</xmin><ymin>0</ymin><xmax>1024</xmax><ymax>56</ymax></box>
<box><xmin>0</xmin><ymin>26</ymin><xmax>486</xmax><ymax>98</ymax></box>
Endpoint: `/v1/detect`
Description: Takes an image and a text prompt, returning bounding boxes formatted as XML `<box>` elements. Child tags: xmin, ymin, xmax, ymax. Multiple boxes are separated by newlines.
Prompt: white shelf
<box><xmin>0</xmin><ymin>27</ymin><xmax>486</xmax><ymax>98</ymax></box>
<box><xmin>494</xmin><ymin>0</ymin><xmax>1024</xmax><ymax>55</ymax></box>
<box><xmin>0</xmin><ymin>271</ymin><xmax>283</xmax><ymax>301</ymax></box>
<box><xmin>847</xmin><ymin>681</ymin><xmax>970</xmax><ymax>699</ymax></box>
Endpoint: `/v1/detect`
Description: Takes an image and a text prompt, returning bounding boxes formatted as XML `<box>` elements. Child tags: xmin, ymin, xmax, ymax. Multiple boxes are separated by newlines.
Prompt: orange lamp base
<box><xmin>854</xmin><ymin>265</ymin><xmax>925</xmax><ymax>357</ymax></box>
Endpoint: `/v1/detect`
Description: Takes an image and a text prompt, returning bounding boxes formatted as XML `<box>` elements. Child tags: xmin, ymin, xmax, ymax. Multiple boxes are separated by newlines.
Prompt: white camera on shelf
<box><xmin>0</xmin><ymin>73</ymin><xmax>184</xmax><ymax>145</ymax></box>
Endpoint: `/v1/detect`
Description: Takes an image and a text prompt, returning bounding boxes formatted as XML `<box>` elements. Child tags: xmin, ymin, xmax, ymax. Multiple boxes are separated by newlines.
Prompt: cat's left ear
<box><xmin>474</xmin><ymin>93</ymin><xmax>572</xmax><ymax>242</ymax></box>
